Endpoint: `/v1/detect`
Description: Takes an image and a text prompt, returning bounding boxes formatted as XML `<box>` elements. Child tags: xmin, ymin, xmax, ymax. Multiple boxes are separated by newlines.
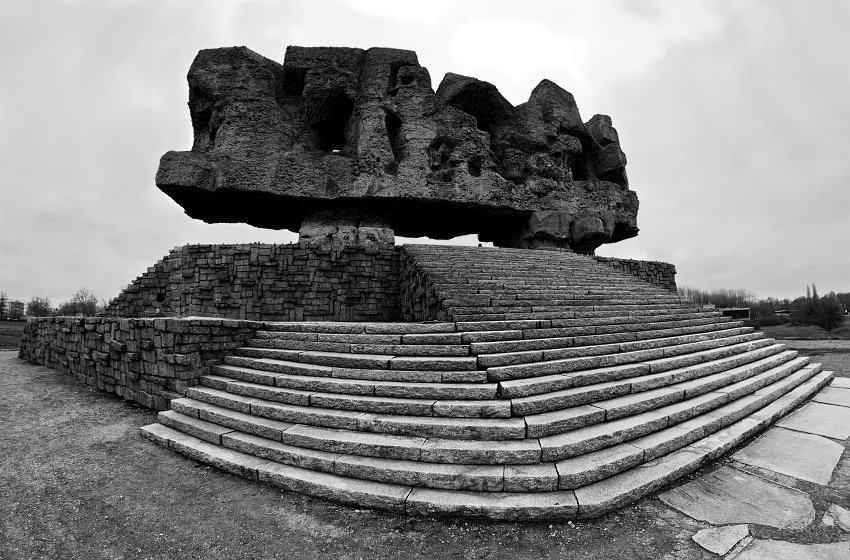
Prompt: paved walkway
<box><xmin>2</xmin><ymin>351</ymin><xmax>849</xmax><ymax>559</ymax></box>
<box><xmin>660</xmin><ymin>374</ymin><xmax>850</xmax><ymax>558</ymax></box>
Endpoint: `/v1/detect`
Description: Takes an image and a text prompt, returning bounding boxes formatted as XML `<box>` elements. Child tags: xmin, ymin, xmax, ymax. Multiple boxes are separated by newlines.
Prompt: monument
<box><xmin>156</xmin><ymin>46</ymin><xmax>638</xmax><ymax>253</ymax></box>
<box><xmin>20</xmin><ymin>45</ymin><xmax>834</xmax><ymax>521</ymax></box>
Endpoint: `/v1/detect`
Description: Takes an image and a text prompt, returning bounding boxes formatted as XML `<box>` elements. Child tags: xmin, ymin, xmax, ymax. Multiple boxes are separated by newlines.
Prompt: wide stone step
<box><xmin>168</xmin><ymin>397</ymin><xmax>539</xmax><ymax>465</ymax></box>
<box><xmin>215</xmin><ymin>362</ymin><xmax>497</xmax><ymax>398</ymax></box>
<box><xmin>446</xmin><ymin>296</ymin><xmax>687</xmax><ymax>307</ymax></box>
<box><xmin>571</xmin><ymin>368</ymin><xmax>834</xmax><ymax>518</ymax></box>
<box><xmin>443</xmin><ymin>303</ymin><xmax>693</xmax><ymax>316</ymax></box>
<box><xmin>487</xmin><ymin>337</ymin><xmax>775</xmax><ymax>382</ymax></box>
<box><xmin>521</xmin><ymin>320</ymin><xmax>736</xmax><ymax>343</ymax></box>
<box><xmin>475</xmin><ymin>329</ymin><xmax>760</xmax><ymax>366</ymax></box>
<box><xmin>503</xmin><ymin>345</ymin><xmax>794</xmax><ymax>399</ymax></box>
<box><xmin>142</xmin><ymin>422</ymin><xmax>582</xmax><ymax>519</ymax></box>
<box><xmin>455</xmin><ymin>314</ymin><xmax>730</xmax><ymax>334</ymax></box>
<box><xmin>263</xmin><ymin>322</ymin><xmax>457</xmax><ymax>335</ymax></box>
<box><xmin>499</xmin><ymin>331</ymin><xmax>766</xmax><ymax>368</ymax></box>
<box><xmin>183</xmin><ymin>386</ymin><xmax>526</xmax><ymax>440</ymax></box>
<box><xmin>444</xmin><ymin>291</ymin><xmax>679</xmax><ymax>302</ymax></box>
<box><xmin>228</xmin><ymin>347</ymin><xmax>479</xmax><ymax>371</ymax></box>
<box><xmin>226</xmin><ymin>353</ymin><xmax>487</xmax><ymax>384</ymax></box>
<box><xmin>140</xmin><ymin>367</ymin><xmax>832</xmax><ymax>519</ymax></box>
<box><xmin>248</xmin><ymin>337</ymin><xmax>471</xmax><ymax>357</ymax></box>
<box><xmin>537</xmin><ymin>359</ymin><xmax>819</xmax><ymax>461</ymax></box>
<box><xmin>450</xmin><ymin>308</ymin><xmax>701</xmax><ymax>322</ymax></box>
<box><xmin>509</xmin><ymin>349</ymin><xmax>799</xmax><ymax>415</ymax></box>
<box><xmin>202</xmin><ymin>374</ymin><xmax>511</xmax><ymax>418</ymax></box>
<box><xmin>471</xmin><ymin>326</ymin><xmax>752</xmax><ymax>356</ymax></box>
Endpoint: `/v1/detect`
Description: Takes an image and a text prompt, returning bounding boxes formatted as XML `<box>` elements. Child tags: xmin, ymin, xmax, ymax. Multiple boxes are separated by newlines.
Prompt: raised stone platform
<box><xmin>123</xmin><ymin>245</ymin><xmax>832</xmax><ymax>519</ymax></box>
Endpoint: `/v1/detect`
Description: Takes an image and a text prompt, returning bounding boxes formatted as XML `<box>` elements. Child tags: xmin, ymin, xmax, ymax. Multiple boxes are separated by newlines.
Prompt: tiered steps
<box><xmin>141</xmin><ymin>246</ymin><xmax>834</xmax><ymax>520</ymax></box>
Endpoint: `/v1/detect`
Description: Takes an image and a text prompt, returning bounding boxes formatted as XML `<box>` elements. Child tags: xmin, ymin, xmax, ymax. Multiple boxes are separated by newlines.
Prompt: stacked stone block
<box><xmin>103</xmin><ymin>243</ymin><xmax>401</xmax><ymax>322</ymax></box>
<box><xmin>103</xmin><ymin>244</ymin><xmax>677</xmax><ymax>324</ymax></box>
<box><xmin>593</xmin><ymin>256</ymin><xmax>677</xmax><ymax>292</ymax></box>
<box><xmin>19</xmin><ymin>317</ymin><xmax>264</xmax><ymax>409</ymax></box>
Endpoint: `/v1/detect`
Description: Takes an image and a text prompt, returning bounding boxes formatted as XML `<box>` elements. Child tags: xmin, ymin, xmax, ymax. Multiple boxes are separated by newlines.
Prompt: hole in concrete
<box><xmin>189</xmin><ymin>85</ymin><xmax>217</xmax><ymax>152</ymax></box>
<box><xmin>468</xmin><ymin>157</ymin><xmax>482</xmax><ymax>177</ymax></box>
<box><xmin>444</xmin><ymin>83</ymin><xmax>512</xmax><ymax>134</ymax></box>
<box><xmin>385</xmin><ymin>110</ymin><xmax>404</xmax><ymax>174</ymax></box>
<box><xmin>313</xmin><ymin>93</ymin><xmax>354</xmax><ymax>152</ymax></box>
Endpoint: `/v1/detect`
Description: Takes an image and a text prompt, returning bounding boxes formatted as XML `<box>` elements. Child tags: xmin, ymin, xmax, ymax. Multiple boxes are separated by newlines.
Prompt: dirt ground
<box><xmin>2</xmin><ymin>341</ymin><xmax>848</xmax><ymax>560</ymax></box>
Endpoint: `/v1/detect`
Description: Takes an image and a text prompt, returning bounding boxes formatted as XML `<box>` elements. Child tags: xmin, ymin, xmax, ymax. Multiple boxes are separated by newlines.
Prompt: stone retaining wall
<box><xmin>398</xmin><ymin>249</ymin><xmax>446</xmax><ymax>322</ymax></box>
<box><xmin>19</xmin><ymin>317</ymin><xmax>264</xmax><ymax>409</ymax></box>
<box><xmin>593</xmin><ymin>256</ymin><xmax>677</xmax><ymax>292</ymax></box>
<box><xmin>103</xmin><ymin>243</ymin><xmax>402</xmax><ymax>322</ymax></box>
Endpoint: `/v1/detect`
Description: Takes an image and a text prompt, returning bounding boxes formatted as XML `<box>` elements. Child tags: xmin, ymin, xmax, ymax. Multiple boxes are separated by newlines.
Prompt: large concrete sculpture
<box><xmin>157</xmin><ymin>46</ymin><xmax>638</xmax><ymax>253</ymax></box>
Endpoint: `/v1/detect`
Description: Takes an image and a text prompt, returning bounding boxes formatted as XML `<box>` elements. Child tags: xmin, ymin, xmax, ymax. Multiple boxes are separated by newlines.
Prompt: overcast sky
<box><xmin>1</xmin><ymin>0</ymin><xmax>848</xmax><ymax>306</ymax></box>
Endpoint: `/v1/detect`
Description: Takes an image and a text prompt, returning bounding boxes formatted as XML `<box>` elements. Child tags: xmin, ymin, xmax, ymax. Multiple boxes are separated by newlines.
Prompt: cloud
<box><xmin>0</xmin><ymin>0</ymin><xmax>847</xmax><ymax>305</ymax></box>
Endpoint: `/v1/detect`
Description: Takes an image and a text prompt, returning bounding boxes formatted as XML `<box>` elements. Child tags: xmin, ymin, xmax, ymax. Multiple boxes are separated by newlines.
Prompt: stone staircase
<box><xmin>140</xmin><ymin>245</ymin><xmax>834</xmax><ymax>519</ymax></box>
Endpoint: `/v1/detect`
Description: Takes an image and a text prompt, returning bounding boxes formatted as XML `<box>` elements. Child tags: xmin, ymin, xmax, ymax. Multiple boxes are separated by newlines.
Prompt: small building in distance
<box><xmin>6</xmin><ymin>300</ymin><xmax>25</xmax><ymax>320</ymax></box>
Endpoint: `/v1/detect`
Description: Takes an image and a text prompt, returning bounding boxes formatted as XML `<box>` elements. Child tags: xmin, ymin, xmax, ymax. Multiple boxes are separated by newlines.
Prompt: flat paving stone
<box><xmin>822</xmin><ymin>503</ymin><xmax>850</xmax><ymax>532</ymax></box>
<box><xmin>659</xmin><ymin>466</ymin><xmax>815</xmax><ymax>529</ymax></box>
<box><xmin>814</xmin><ymin>386</ymin><xmax>850</xmax><ymax>408</ymax></box>
<box><xmin>735</xmin><ymin>538</ymin><xmax>850</xmax><ymax>560</ymax></box>
<box><xmin>691</xmin><ymin>524</ymin><xmax>749</xmax><ymax>556</ymax></box>
<box><xmin>831</xmin><ymin>377</ymin><xmax>850</xmax><ymax>389</ymax></box>
<box><xmin>777</xmin><ymin>402</ymin><xmax>850</xmax><ymax>440</ymax></box>
<box><xmin>733</xmin><ymin>427</ymin><xmax>844</xmax><ymax>485</ymax></box>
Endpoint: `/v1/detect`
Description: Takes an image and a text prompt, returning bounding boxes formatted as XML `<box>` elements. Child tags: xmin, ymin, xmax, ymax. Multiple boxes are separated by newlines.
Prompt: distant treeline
<box><xmin>678</xmin><ymin>284</ymin><xmax>849</xmax><ymax>331</ymax></box>
<box><xmin>2</xmin><ymin>288</ymin><xmax>106</xmax><ymax>319</ymax></box>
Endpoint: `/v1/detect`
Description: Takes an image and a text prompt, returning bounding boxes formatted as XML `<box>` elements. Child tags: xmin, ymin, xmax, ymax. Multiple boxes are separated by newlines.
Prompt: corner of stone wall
<box><xmin>593</xmin><ymin>256</ymin><xmax>677</xmax><ymax>292</ymax></box>
<box><xmin>100</xmin><ymin>242</ymin><xmax>403</xmax><ymax>322</ymax></box>
<box><xmin>398</xmin><ymin>247</ymin><xmax>450</xmax><ymax>321</ymax></box>
<box><xmin>19</xmin><ymin>316</ymin><xmax>265</xmax><ymax>410</ymax></box>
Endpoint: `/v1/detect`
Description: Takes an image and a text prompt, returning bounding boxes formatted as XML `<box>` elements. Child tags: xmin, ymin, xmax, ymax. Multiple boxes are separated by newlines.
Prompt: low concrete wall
<box><xmin>19</xmin><ymin>317</ymin><xmax>264</xmax><ymax>409</ymax></box>
<box><xmin>594</xmin><ymin>256</ymin><xmax>677</xmax><ymax>292</ymax></box>
<box><xmin>103</xmin><ymin>243</ymin><xmax>401</xmax><ymax>322</ymax></box>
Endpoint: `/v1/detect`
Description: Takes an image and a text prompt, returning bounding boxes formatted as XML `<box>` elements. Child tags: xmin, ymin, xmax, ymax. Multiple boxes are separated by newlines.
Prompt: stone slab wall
<box><xmin>593</xmin><ymin>256</ymin><xmax>677</xmax><ymax>292</ymax></box>
<box><xmin>103</xmin><ymin>243</ymin><xmax>402</xmax><ymax>322</ymax></box>
<box><xmin>19</xmin><ymin>317</ymin><xmax>264</xmax><ymax>410</ymax></box>
<box><xmin>398</xmin><ymin>249</ymin><xmax>447</xmax><ymax>322</ymax></box>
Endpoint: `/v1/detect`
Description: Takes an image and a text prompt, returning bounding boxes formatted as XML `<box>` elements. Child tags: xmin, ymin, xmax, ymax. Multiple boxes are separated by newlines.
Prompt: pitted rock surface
<box><xmin>157</xmin><ymin>46</ymin><xmax>639</xmax><ymax>252</ymax></box>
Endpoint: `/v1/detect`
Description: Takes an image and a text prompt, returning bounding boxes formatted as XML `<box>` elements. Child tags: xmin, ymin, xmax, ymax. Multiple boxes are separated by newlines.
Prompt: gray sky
<box><xmin>1</xmin><ymin>0</ymin><xmax>848</xmax><ymax>306</ymax></box>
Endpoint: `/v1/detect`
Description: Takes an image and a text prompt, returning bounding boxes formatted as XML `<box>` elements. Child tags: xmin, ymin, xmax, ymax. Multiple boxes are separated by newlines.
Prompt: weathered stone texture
<box><xmin>593</xmin><ymin>256</ymin><xmax>677</xmax><ymax>292</ymax></box>
<box><xmin>103</xmin><ymin>243</ymin><xmax>401</xmax><ymax>322</ymax></box>
<box><xmin>19</xmin><ymin>317</ymin><xmax>264</xmax><ymax>409</ymax></box>
<box><xmin>157</xmin><ymin>46</ymin><xmax>639</xmax><ymax>253</ymax></box>
<box><xmin>100</xmin><ymin>244</ymin><xmax>677</xmax><ymax>322</ymax></box>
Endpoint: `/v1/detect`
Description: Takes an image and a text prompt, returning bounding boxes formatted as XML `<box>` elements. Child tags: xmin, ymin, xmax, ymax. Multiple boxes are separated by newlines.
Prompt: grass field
<box><xmin>761</xmin><ymin>317</ymin><xmax>850</xmax><ymax>340</ymax></box>
<box><xmin>0</xmin><ymin>320</ymin><xmax>26</xmax><ymax>350</ymax></box>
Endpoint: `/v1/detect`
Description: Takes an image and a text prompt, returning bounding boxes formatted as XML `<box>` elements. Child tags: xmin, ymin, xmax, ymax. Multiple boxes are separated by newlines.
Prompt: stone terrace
<box><xmin>136</xmin><ymin>245</ymin><xmax>833</xmax><ymax>519</ymax></box>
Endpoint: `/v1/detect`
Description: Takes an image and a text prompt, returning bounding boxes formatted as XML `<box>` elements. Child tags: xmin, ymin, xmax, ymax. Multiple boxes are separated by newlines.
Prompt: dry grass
<box><xmin>761</xmin><ymin>319</ymin><xmax>850</xmax><ymax>340</ymax></box>
<box><xmin>0</xmin><ymin>320</ymin><xmax>25</xmax><ymax>349</ymax></box>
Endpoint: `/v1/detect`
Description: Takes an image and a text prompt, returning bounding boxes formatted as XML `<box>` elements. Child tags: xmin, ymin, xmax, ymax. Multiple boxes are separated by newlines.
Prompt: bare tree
<box><xmin>56</xmin><ymin>288</ymin><xmax>99</xmax><ymax>316</ymax></box>
<box><xmin>26</xmin><ymin>296</ymin><xmax>52</xmax><ymax>317</ymax></box>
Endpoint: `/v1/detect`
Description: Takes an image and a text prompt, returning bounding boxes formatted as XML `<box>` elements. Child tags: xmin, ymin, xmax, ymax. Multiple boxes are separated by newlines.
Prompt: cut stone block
<box><xmin>813</xmin><ymin>386</ymin><xmax>850</xmax><ymax>408</ymax></box>
<box><xmin>735</xmin><ymin>538</ymin><xmax>850</xmax><ymax>560</ymax></box>
<box><xmin>257</xmin><ymin>462</ymin><xmax>411</xmax><ymax>512</ymax></box>
<box><xmin>659</xmin><ymin>466</ymin><xmax>815</xmax><ymax>529</ymax></box>
<box><xmin>691</xmin><ymin>524</ymin><xmax>749</xmax><ymax>556</ymax></box>
<box><xmin>732</xmin><ymin>427</ymin><xmax>843</xmax><ymax>485</ymax></box>
<box><xmin>777</xmin><ymin>401</ymin><xmax>850</xmax><ymax>440</ymax></box>
<box><xmin>405</xmin><ymin>488</ymin><xmax>578</xmax><ymax>520</ymax></box>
